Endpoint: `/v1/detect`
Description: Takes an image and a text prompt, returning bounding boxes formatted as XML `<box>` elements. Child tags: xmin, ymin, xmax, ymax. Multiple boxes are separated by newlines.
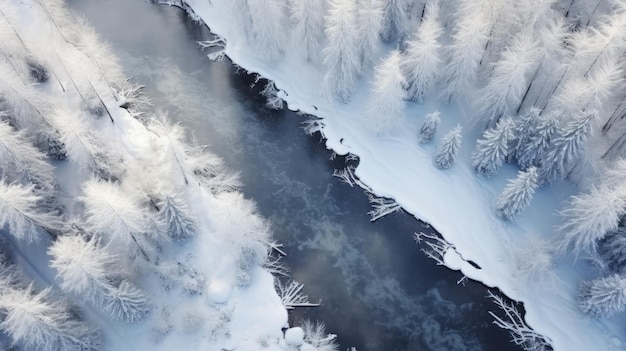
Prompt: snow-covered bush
<box><xmin>496</xmin><ymin>167</ymin><xmax>539</xmax><ymax>220</ymax></box>
<box><xmin>419</xmin><ymin>111</ymin><xmax>440</xmax><ymax>144</ymax></box>
<box><xmin>158</xmin><ymin>193</ymin><xmax>197</xmax><ymax>241</ymax></box>
<box><xmin>599</xmin><ymin>228</ymin><xmax>626</xmax><ymax>274</ymax></box>
<box><xmin>100</xmin><ymin>281</ymin><xmax>152</xmax><ymax>323</ymax></box>
<box><xmin>578</xmin><ymin>274</ymin><xmax>626</xmax><ymax>318</ymax></box>
<box><xmin>301</xmin><ymin>320</ymin><xmax>338</xmax><ymax>351</ymax></box>
<box><xmin>514</xmin><ymin>235</ymin><xmax>559</xmax><ymax>287</ymax></box>
<box><xmin>472</xmin><ymin>117</ymin><xmax>515</xmax><ymax>177</ymax></box>
<box><xmin>364</xmin><ymin>50</ymin><xmax>407</xmax><ymax>135</ymax></box>
<box><xmin>434</xmin><ymin>125</ymin><xmax>462</xmax><ymax>169</ymax></box>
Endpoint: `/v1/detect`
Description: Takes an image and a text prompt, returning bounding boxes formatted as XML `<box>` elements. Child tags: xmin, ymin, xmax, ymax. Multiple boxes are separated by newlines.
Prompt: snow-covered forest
<box><xmin>0</xmin><ymin>0</ymin><xmax>339</xmax><ymax>350</ymax></box>
<box><xmin>166</xmin><ymin>0</ymin><xmax>626</xmax><ymax>349</ymax></box>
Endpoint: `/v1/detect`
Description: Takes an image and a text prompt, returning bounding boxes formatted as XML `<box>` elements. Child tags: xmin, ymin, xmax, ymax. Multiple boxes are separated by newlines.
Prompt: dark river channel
<box><xmin>67</xmin><ymin>1</ymin><xmax>521</xmax><ymax>350</ymax></box>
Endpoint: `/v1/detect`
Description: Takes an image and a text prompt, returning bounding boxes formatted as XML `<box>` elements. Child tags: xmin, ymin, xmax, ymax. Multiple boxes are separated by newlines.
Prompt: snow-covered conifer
<box><xmin>578</xmin><ymin>275</ymin><xmax>626</xmax><ymax>318</ymax></box>
<box><xmin>323</xmin><ymin>0</ymin><xmax>361</xmax><ymax>103</ymax></box>
<box><xmin>510</xmin><ymin>107</ymin><xmax>541</xmax><ymax>164</ymax></box>
<box><xmin>434</xmin><ymin>125</ymin><xmax>462</xmax><ymax>169</ymax></box>
<box><xmin>599</xmin><ymin>229</ymin><xmax>626</xmax><ymax>274</ymax></box>
<box><xmin>0</xmin><ymin>285</ymin><xmax>102</xmax><ymax>351</ymax></box>
<box><xmin>364</xmin><ymin>50</ymin><xmax>407</xmax><ymax>135</ymax></box>
<box><xmin>557</xmin><ymin>185</ymin><xmax>626</xmax><ymax>256</ymax></box>
<box><xmin>538</xmin><ymin>111</ymin><xmax>596</xmax><ymax>184</ymax></box>
<box><xmin>81</xmin><ymin>179</ymin><xmax>154</xmax><ymax>260</ymax></box>
<box><xmin>419</xmin><ymin>111</ymin><xmax>440</xmax><ymax>144</ymax></box>
<box><xmin>289</xmin><ymin>0</ymin><xmax>326</xmax><ymax>62</ymax></box>
<box><xmin>472</xmin><ymin>117</ymin><xmax>515</xmax><ymax>177</ymax></box>
<box><xmin>159</xmin><ymin>192</ymin><xmax>197</xmax><ymax>241</ymax></box>
<box><xmin>381</xmin><ymin>0</ymin><xmax>409</xmax><ymax>42</ymax></box>
<box><xmin>439</xmin><ymin>1</ymin><xmax>490</xmax><ymax>102</ymax></box>
<box><xmin>517</xmin><ymin>112</ymin><xmax>557</xmax><ymax>169</ymax></box>
<box><xmin>475</xmin><ymin>32</ymin><xmax>540</xmax><ymax>128</ymax></box>
<box><xmin>401</xmin><ymin>2</ymin><xmax>442</xmax><ymax>103</ymax></box>
<box><xmin>100</xmin><ymin>281</ymin><xmax>151</xmax><ymax>323</ymax></box>
<box><xmin>356</xmin><ymin>0</ymin><xmax>384</xmax><ymax>68</ymax></box>
<box><xmin>248</xmin><ymin>0</ymin><xmax>287</xmax><ymax>62</ymax></box>
<box><xmin>0</xmin><ymin>181</ymin><xmax>57</xmax><ymax>241</ymax></box>
<box><xmin>496</xmin><ymin>167</ymin><xmax>539</xmax><ymax>220</ymax></box>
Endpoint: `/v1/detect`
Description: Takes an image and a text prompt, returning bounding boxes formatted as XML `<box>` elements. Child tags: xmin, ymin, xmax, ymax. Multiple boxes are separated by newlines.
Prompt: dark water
<box><xmin>67</xmin><ymin>1</ymin><xmax>520</xmax><ymax>350</ymax></box>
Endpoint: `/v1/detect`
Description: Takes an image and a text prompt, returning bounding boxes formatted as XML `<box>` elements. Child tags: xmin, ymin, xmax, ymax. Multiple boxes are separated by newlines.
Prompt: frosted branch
<box><xmin>333</xmin><ymin>166</ymin><xmax>357</xmax><ymax>187</ymax></box>
<box><xmin>276</xmin><ymin>280</ymin><xmax>320</xmax><ymax>310</ymax></box>
<box><xmin>414</xmin><ymin>232</ymin><xmax>453</xmax><ymax>266</ymax></box>
<box><xmin>197</xmin><ymin>36</ymin><xmax>227</xmax><ymax>62</ymax></box>
<box><xmin>260</xmin><ymin>81</ymin><xmax>284</xmax><ymax>110</ymax></box>
<box><xmin>488</xmin><ymin>291</ymin><xmax>553</xmax><ymax>351</ymax></box>
<box><xmin>366</xmin><ymin>192</ymin><xmax>402</xmax><ymax>222</ymax></box>
<box><xmin>302</xmin><ymin>119</ymin><xmax>325</xmax><ymax>137</ymax></box>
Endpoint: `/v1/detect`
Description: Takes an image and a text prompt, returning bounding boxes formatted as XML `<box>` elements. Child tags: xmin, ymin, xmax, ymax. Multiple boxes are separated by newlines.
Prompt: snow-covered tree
<box><xmin>289</xmin><ymin>0</ymin><xmax>326</xmax><ymax>62</ymax></box>
<box><xmin>356</xmin><ymin>0</ymin><xmax>384</xmax><ymax>68</ymax></box>
<box><xmin>100</xmin><ymin>281</ymin><xmax>151</xmax><ymax>323</ymax></box>
<box><xmin>0</xmin><ymin>181</ymin><xmax>58</xmax><ymax>241</ymax></box>
<box><xmin>381</xmin><ymin>0</ymin><xmax>409</xmax><ymax>42</ymax></box>
<box><xmin>517</xmin><ymin>112</ymin><xmax>557</xmax><ymax>169</ymax></box>
<box><xmin>0</xmin><ymin>285</ymin><xmax>102</xmax><ymax>351</ymax></box>
<box><xmin>510</xmin><ymin>107</ymin><xmax>541</xmax><ymax>164</ymax></box>
<box><xmin>419</xmin><ymin>111</ymin><xmax>440</xmax><ymax>144</ymax></box>
<box><xmin>364</xmin><ymin>50</ymin><xmax>407</xmax><ymax>135</ymax></box>
<box><xmin>599</xmin><ymin>228</ymin><xmax>626</xmax><ymax>274</ymax></box>
<box><xmin>579</xmin><ymin>274</ymin><xmax>626</xmax><ymax>318</ymax></box>
<box><xmin>248</xmin><ymin>0</ymin><xmax>287</xmax><ymax>62</ymax></box>
<box><xmin>472</xmin><ymin>117</ymin><xmax>515</xmax><ymax>177</ymax></box>
<box><xmin>434</xmin><ymin>125</ymin><xmax>462</xmax><ymax>169</ymax></box>
<box><xmin>496</xmin><ymin>167</ymin><xmax>539</xmax><ymax>220</ymax></box>
<box><xmin>475</xmin><ymin>32</ymin><xmax>540</xmax><ymax>128</ymax></box>
<box><xmin>81</xmin><ymin>179</ymin><xmax>156</xmax><ymax>261</ymax></box>
<box><xmin>323</xmin><ymin>0</ymin><xmax>361</xmax><ymax>103</ymax></box>
<box><xmin>439</xmin><ymin>1</ymin><xmax>490</xmax><ymax>103</ymax></box>
<box><xmin>538</xmin><ymin>111</ymin><xmax>596</xmax><ymax>184</ymax></box>
<box><xmin>401</xmin><ymin>2</ymin><xmax>442</xmax><ymax>103</ymax></box>
<box><xmin>159</xmin><ymin>192</ymin><xmax>197</xmax><ymax>241</ymax></box>
<box><xmin>557</xmin><ymin>185</ymin><xmax>626</xmax><ymax>256</ymax></box>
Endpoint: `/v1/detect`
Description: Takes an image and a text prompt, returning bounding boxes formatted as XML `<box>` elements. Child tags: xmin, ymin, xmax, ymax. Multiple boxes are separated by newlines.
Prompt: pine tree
<box><xmin>0</xmin><ymin>181</ymin><xmax>58</xmax><ymax>241</ymax></box>
<box><xmin>159</xmin><ymin>193</ymin><xmax>197</xmax><ymax>241</ymax></box>
<box><xmin>381</xmin><ymin>0</ymin><xmax>409</xmax><ymax>42</ymax></box>
<box><xmin>100</xmin><ymin>281</ymin><xmax>151</xmax><ymax>323</ymax></box>
<box><xmin>517</xmin><ymin>112</ymin><xmax>557</xmax><ymax>169</ymax></box>
<box><xmin>401</xmin><ymin>2</ymin><xmax>442</xmax><ymax>103</ymax></box>
<box><xmin>419</xmin><ymin>111</ymin><xmax>440</xmax><ymax>144</ymax></box>
<box><xmin>579</xmin><ymin>275</ymin><xmax>626</xmax><ymax>318</ymax></box>
<box><xmin>496</xmin><ymin>167</ymin><xmax>539</xmax><ymax>220</ymax></box>
<box><xmin>289</xmin><ymin>0</ymin><xmax>326</xmax><ymax>62</ymax></box>
<box><xmin>356</xmin><ymin>0</ymin><xmax>384</xmax><ymax>68</ymax></box>
<box><xmin>557</xmin><ymin>185</ymin><xmax>626</xmax><ymax>256</ymax></box>
<box><xmin>364</xmin><ymin>50</ymin><xmax>407</xmax><ymax>135</ymax></box>
<box><xmin>323</xmin><ymin>0</ymin><xmax>361</xmax><ymax>103</ymax></box>
<box><xmin>0</xmin><ymin>285</ymin><xmax>102</xmax><ymax>351</ymax></box>
<box><xmin>475</xmin><ymin>32</ymin><xmax>540</xmax><ymax>128</ymax></box>
<box><xmin>472</xmin><ymin>117</ymin><xmax>515</xmax><ymax>177</ymax></box>
<box><xmin>434</xmin><ymin>125</ymin><xmax>462</xmax><ymax>169</ymax></box>
<box><xmin>510</xmin><ymin>107</ymin><xmax>541</xmax><ymax>164</ymax></box>
<box><xmin>248</xmin><ymin>0</ymin><xmax>287</xmax><ymax>62</ymax></box>
<box><xmin>538</xmin><ymin>111</ymin><xmax>596</xmax><ymax>184</ymax></box>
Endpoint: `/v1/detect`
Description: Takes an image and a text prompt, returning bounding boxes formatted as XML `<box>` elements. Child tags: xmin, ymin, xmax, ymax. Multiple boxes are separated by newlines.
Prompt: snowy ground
<box><xmin>178</xmin><ymin>0</ymin><xmax>626</xmax><ymax>349</ymax></box>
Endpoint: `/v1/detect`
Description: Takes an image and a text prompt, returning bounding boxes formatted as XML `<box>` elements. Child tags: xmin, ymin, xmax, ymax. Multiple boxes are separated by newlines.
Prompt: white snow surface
<box><xmin>181</xmin><ymin>0</ymin><xmax>626</xmax><ymax>350</ymax></box>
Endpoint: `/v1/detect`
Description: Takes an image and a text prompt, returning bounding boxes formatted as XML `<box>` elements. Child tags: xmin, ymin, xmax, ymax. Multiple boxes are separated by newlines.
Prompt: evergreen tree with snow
<box><xmin>510</xmin><ymin>107</ymin><xmax>541</xmax><ymax>164</ymax></box>
<box><xmin>517</xmin><ymin>112</ymin><xmax>558</xmax><ymax>169</ymax></box>
<box><xmin>401</xmin><ymin>1</ymin><xmax>442</xmax><ymax>103</ymax></box>
<box><xmin>434</xmin><ymin>125</ymin><xmax>462</xmax><ymax>169</ymax></box>
<box><xmin>357</xmin><ymin>0</ymin><xmax>384</xmax><ymax>68</ymax></box>
<box><xmin>475</xmin><ymin>32</ymin><xmax>540</xmax><ymax>128</ymax></box>
<box><xmin>557</xmin><ymin>185</ymin><xmax>626</xmax><ymax>256</ymax></box>
<box><xmin>419</xmin><ymin>111</ymin><xmax>440</xmax><ymax>144</ymax></box>
<box><xmin>159</xmin><ymin>192</ymin><xmax>197</xmax><ymax>241</ymax></box>
<box><xmin>0</xmin><ymin>181</ymin><xmax>58</xmax><ymax>241</ymax></box>
<box><xmin>496</xmin><ymin>167</ymin><xmax>539</xmax><ymax>220</ymax></box>
<box><xmin>0</xmin><ymin>285</ymin><xmax>102</xmax><ymax>351</ymax></box>
<box><xmin>538</xmin><ymin>111</ymin><xmax>596</xmax><ymax>184</ymax></box>
<box><xmin>289</xmin><ymin>0</ymin><xmax>325</xmax><ymax>62</ymax></box>
<box><xmin>364</xmin><ymin>50</ymin><xmax>407</xmax><ymax>135</ymax></box>
<box><xmin>323</xmin><ymin>0</ymin><xmax>361</xmax><ymax>103</ymax></box>
<box><xmin>472</xmin><ymin>117</ymin><xmax>515</xmax><ymax>177</ymax></box>
<box><xmin>247</xmin><ymin>0</ymin><xmax>287</xmax><ymax>62</ymax></box>
<box><xmin>579</xmin><ymin>274</ymin><xmax>626</xmax><ymax>318</ymax></box>
<box><xmin>100</xmin><ymin>281</ymin><xmax>151</xmax><ymax>323</ymax></box>
<box><xmin>381</xmin><ymin>0</ymin><xmax>409</xmax><ymax>42</ymax></box>
<box><xmin>599</xmin><ymin>228</ymin><xmax>626</xmax><ymax>274</ymax></box>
